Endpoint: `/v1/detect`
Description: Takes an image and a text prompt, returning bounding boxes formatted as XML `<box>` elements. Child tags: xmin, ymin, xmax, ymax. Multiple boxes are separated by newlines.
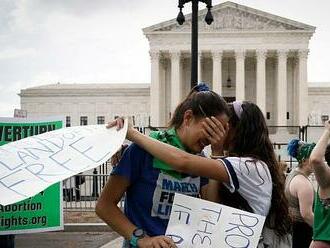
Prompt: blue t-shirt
<box><xmin>111</xmin><ymin>143</ymin><xmax>208</xmax><ymax>236</ymax></box>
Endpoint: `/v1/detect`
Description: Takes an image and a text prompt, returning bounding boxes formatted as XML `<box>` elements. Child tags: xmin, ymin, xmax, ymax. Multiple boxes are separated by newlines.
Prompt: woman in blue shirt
<box><xmin>96</xmin><ymin>84</ymin><xmax>229</xmax><ymax>248</ymax></box>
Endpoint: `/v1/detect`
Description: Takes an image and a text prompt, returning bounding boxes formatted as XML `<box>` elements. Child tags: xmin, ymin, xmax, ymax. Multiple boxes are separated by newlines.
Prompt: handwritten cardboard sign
<box><xmin>0</xmin><ymin>120</ymin><xmax>127</xmax><ymax>206</ymax></box>
<box><xmin>166</xmin><ymin>193</ymin><xmax>265</xmax><ymax>248</ymax></box>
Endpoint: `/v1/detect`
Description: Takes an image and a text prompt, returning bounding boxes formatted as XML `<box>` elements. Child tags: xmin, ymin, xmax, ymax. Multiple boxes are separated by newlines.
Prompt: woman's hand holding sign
<box><xmin>107</xmin><ymin>117</ymin><xmax>136</xmax><ymax>140</ymax></box>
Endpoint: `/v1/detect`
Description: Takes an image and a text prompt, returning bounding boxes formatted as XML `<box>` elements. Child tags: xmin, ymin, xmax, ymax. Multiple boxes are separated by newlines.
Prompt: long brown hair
<box><xmin>228</xmin><ymin>101</ymin><xmax>291</xmax><ymax>236</ymax></box>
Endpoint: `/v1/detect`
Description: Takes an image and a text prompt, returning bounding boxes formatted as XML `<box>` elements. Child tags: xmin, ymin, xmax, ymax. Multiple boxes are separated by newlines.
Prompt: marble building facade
<box><xmin>144</xmin><ymin>1</ymin><xmax>315</xmax><ymax>127</ymax></box>
<box><xmin>19</xmin><ymin>2</ymin><xmax>330</xmax><ymax>131</ymax></box>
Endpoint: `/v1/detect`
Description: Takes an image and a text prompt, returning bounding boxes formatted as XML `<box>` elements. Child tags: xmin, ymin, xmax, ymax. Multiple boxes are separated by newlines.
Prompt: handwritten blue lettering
<box><xmin>173</xmin><ymin>203</ymin><xmax>192</xmax><ymax>224</ymax></box>
<box><xmin>225</xmin><ymin>234</ymin><xmax>250</xmax><ymax>248</ymax></box>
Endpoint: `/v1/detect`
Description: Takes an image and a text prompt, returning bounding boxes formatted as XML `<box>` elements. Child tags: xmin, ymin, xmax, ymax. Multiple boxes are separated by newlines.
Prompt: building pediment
<box><xmin>143</xmin><ymin>1</ymin><xmax>315</xmax><ymax>34</ymax></box>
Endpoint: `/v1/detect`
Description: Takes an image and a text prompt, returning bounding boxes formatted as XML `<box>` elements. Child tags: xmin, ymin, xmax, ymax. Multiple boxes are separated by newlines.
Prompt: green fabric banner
<box><xmin>0</xmin><ymin>118</ymin><xmax>63</xmax><ymax>234</ymax></box>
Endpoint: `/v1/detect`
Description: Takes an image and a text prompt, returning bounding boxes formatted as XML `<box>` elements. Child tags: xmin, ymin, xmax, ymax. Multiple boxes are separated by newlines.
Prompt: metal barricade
<box><xmin>62</xmin><ymin>171</ymin><xmax>125</xmax><ymax>211</ymax></box>
<box><xmin>304</xmin><ymin>125</ymin><xmax>324</xmax><ymax>143</ymax></box>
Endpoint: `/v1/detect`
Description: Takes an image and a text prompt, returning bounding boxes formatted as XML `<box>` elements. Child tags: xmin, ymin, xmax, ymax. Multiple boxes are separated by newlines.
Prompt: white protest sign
<box><xmin>166</xmin><ymin>193</ymin><xmax>266</xmax><ymax>248</ymax></box>
<box><xmin>0</xmin><ymin>122</ymin><xmax>127</xmax><ymax>206</ymax></box>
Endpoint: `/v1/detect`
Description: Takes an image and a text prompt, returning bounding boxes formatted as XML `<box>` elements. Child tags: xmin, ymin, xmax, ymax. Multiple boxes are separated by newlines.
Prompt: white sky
<box><xmin>0</xmin><ymin>0</ymin><xmax>329</xmax><ymax>117</ymax></box>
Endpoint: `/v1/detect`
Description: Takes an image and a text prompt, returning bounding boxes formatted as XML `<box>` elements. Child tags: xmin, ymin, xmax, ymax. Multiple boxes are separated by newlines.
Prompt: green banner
<box><xmin>0</xmin><ymin>117</ymin><xmax>64</xmax><ymax>234</ymax></box>
<box><xmin>0</xmin><ymin>120</ymin><xmax>63</xmax><ymax>146</ymax></box>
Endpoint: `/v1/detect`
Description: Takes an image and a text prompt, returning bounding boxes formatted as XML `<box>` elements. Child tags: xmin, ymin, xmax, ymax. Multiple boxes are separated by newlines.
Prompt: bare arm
<box><xmin>204</xmin><ymin>179</ymin><xmax>221</xmax><ymax>203</ymax></box>
<box><xmin>95</xmin><ymin>175</ymin><xmax>136</xmax><ymax>240</ymax></box>
<box><xmin>96</xmin><ymin>176</ymin><xmax>176</xmax><ymax>248</ymax></box>
<box><xmin>293</xmin><ymin>176</ymin><xmax>314</xmax><ymax>226</ymax></box>
<box><xmin>310</xmin><ymin>121</ymin><xmax>330</xmax><ymax>189</ymax></box>
<box><xmin>127</xmin><ymin>128</ymin><xmax>229</xmax><ymax>183</ymax></box>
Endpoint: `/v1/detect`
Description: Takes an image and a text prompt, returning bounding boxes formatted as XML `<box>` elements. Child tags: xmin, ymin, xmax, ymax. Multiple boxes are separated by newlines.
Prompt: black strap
<box><xmin>219</xmin><ymin>158</ymin><xmax>253</xmax><ymax>213</ymax></box>
<box><xmin>219</xmin><ymin>187</ymin><xmax>254</xmax><ymax>213</ymax></box>
<box><xmin>221</xmin><ymin>158</ymin><xmax>239</xmax><ymax>191</ymax></box>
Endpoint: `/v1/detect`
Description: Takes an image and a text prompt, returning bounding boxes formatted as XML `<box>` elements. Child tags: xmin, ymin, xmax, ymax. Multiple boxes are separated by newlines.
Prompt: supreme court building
<box><xmin>145</xmin><ymin>1</ymin><xmax>315</xmax><ymax>127</ymax></box>
<box><xmin>20</xmin><ymin>2</ymin><xmax>330</xmax><ymax>134</ymax></box>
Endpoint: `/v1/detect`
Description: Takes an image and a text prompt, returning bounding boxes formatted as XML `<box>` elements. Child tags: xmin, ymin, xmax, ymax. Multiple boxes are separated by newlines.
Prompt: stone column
<box><xmin>198</xmin><ymin>52</ymin><xmax>202</xmax><ymax>83</ymax></box>
<box><xmin>170</xmin><ymin>50</ymin><xmax>181</xmax><ymax>114</ymax></box>
<box><xmin>298</xmin><ymin>50</ymin><xmax>309</xmax><ymax>126</ymax></box>
<box><xmin>235</xmin><ymin>50</ymin><xmax>245</xmax><ymax>101</ymax></box>
<box><xmin>256</xmin><ymin>49</ymin><xmax>267</xmax><ymax>115</ymax></box>
<box><xmin>277</xmin><ymin>49</ymin><xmax>288</xmax><ymax>126</ymax></box>
<box><xmin>293</xmin><ymin>58</ymin><xmax>299</xmax><ymax>126</ymax></box>
<box><xmin>150</xmin><ymin>50</ymin><xmax>161</xmax><ymax>126</ymax></box>
<box><xmin>212</xmin><ymin>50</ymin><xmax>223</xmax><ymax>95</ymax></box>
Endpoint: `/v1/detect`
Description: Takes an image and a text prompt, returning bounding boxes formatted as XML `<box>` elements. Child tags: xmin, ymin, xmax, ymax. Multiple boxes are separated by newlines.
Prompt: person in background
<box><xmin>286</xmin><ymin>139</ymin><xmax>315</xmax><ymax>248</ymax></box>
<box><xmin>96</xmin><ymin>83</ymin><xmax>229</xmax><ymax>248</ymax></box>
<box><xmin>309</xmin><ymin>120</ymin><xmax>330</xmax><ymax>248</ymax></box>
<box><xmin>113</xmin><ymin>100</ymin><xmax>292</xmax><ymax>247</ymax></box>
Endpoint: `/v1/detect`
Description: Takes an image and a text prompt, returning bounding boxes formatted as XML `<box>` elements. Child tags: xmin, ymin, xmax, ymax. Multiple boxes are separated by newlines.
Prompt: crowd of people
<box><xmin>96</xmin><ymin>83</ymin><xmax>330</xmax><ymax>248</ymax></box>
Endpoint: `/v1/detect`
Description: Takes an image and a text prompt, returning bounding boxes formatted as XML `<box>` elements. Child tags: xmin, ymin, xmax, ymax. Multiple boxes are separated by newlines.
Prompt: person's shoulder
<box><xmin>112</xmin><ymin>142</ymin><xmax>152</xmax><ymax>178</ymax></box>
<box><xmin>125</xmin><ymin>143</ymin><xmax>148</xmax><ymax>155</ymax></box>
<box><xmin>222</xmin><ymin>156</ymin><xmax>271</xmax><ymax>171</ymax></box>
<box><xmin>124</xmin><ymin>143</ymin><xmax>154</xmax><ymax>162</ymax></box>
<box><xmin>225</xmin><ymin>157</ymin><xmax>272</xmax><ymax>180</ymax></box>
<box><xmin>224</xmin><ymin>156</ymin><xmax>259</xmax><ymax>165</ymax></box>
<box><xmin>291</xmin><ymin>174</ymin><xmax>313</xmax><ymax>189</ymax></box>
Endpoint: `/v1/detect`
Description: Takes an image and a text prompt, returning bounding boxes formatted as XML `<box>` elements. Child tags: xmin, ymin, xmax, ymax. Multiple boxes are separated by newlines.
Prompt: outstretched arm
<box><xmin>204</xmin><ymin>179</ymin><xmax>222</xmax><ymax>203</ymax></box>
<box><xmin>310</xmin><ymin>120</ymin><xmax>330</xmax><ymax>189</ymax></box>
<box><xmin>127</xmin><ymin>127</ymin><xmax>229</xmax><ymax>183</ymax></box>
